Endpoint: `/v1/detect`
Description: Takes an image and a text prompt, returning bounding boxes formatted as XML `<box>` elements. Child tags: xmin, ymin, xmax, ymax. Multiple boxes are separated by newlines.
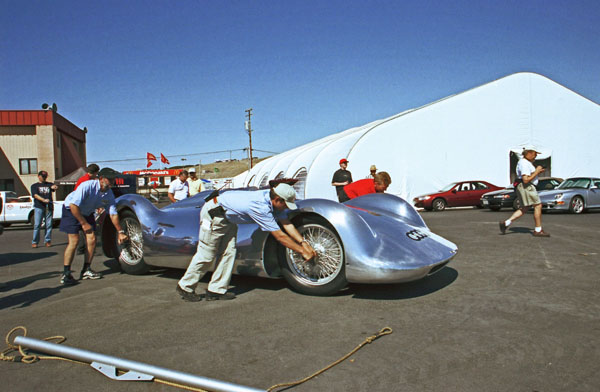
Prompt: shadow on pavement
<box><xmin>346</xmin><ymin>267</ymin><xmax>459</xmax><ymax>300</ymax></box>
<box><xmin>506</xmin><ymin>226</ymin><xmax>533</xmax><ymax>235</ymax></box>
<box><xmin>0</xmin><ymin>276</ymin><xmax>69</xmax><ymax>310</ymax></box>
<box><xmin>0</xmin><ymin>271</ymin><xmax>61</xmax><ymax>294</ymax></box>
<box><xmin>0</xmin><ymin>252</ymin><xmax>58</xmax><ymax>267</ymax></box>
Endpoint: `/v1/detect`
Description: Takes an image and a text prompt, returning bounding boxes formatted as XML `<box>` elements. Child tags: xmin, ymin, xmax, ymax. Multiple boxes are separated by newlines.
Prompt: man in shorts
<box><xmin>499</xmin><ymin>146</ymin><xmax>550</xmax><ymax>237</ymax></box>
<box><xmin>59</xmin><ymin>174</ymin><xmax>129</xmax><ymax>285</ymax></box>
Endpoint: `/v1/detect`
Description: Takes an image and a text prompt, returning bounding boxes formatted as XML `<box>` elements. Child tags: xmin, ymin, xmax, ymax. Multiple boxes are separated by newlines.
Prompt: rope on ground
<box><xmin>266</xmin><ymin>326</ymin><xmax>393</xmax><ymax>392</ymax></box>
<box><xmin>3</xmin><ymin>325</ymin><xmax>393</xmax><ymax>392</ymax></box>
<box><xmin>2</xmin><ymin>326</ymin><xmax>209</xmax><ymax>392</ymax></box>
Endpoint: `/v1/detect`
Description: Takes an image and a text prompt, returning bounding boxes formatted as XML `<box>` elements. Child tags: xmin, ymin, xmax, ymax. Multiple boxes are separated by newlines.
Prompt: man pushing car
<box><xmin>176</xmin><ymin>183</ymin><xmax>317</xmax><ymax>301</ymax></box>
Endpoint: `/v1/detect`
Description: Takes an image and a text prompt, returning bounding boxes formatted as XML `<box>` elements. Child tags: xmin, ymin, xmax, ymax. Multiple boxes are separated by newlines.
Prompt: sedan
<box><xmin>480</xmin><ymin>177</ymin><xmax>563</xmax><ymax>211</ymax></box>
<box><xmin>539</xmin><ymin>177</ymin><xmax>600</xmax><ymax>214</ymax></box>
<box><xmin>413</xmin><ymin>181</ymin><xmax>503</xmax><ymax>211</ymax></box>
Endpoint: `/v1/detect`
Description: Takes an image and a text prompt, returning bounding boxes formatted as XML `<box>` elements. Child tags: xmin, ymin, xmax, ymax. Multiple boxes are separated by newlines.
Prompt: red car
<box><xmin>413</xmin><ymin>181</ymin><xmax>503</xmax><ymax>211</ymax></box>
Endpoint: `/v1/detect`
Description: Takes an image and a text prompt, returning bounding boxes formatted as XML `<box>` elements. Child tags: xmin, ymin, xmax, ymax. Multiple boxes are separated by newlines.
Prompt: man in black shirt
<box><xmin>331</xmin><ymin>158</ymin><xmax>353</xmax><ymax>202</ymax></box>
<box><xmin>31</xmin><ymin>170</ymin><xmax>58</xmax><ymax>247</ymax></box>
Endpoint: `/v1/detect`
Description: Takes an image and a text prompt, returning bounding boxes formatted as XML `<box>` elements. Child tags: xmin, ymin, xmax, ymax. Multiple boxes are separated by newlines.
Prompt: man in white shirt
<box><xmin>499</xmin><ymin>146</ymin><xmax>549</xmax><ymax>237</ymax></box>
<box><xmin>168</xmin><ymin>170</ymin><xmax>190</xmax><ymax>203</ymax></box>
<box><xmin>187</xmin><ymin>170</ymin><xmax>202</xmax><ymax>196</ymax></box>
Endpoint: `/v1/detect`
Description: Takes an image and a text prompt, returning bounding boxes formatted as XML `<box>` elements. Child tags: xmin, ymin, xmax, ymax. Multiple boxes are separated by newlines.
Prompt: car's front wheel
<box><xmin>432</xmin><ymin>198</ymin><xmax>446</xmax><ymax>211</ymax></box>
<box><xmin>569</xmin><ymin>196</ymin><xmax>584</xmax><ymax>214</ymax></box>
<box><xmin>489</xmin><ymin>206</ymin><xmax>501</xmax><ymax>211</ymax></box>
<box><xmin>513</xmin><ymin>198</ymin><xmax>521</xmax><ymax>210</ymax></box>
<box><xmin>117</xmin><ymin>210</ymin><xmax>150</xmax><ymax>274</ymax></box>
<box><xmin>279</xmin><ymin>221</ymin><xmax>347</xmax><ymax>296</ymax></box>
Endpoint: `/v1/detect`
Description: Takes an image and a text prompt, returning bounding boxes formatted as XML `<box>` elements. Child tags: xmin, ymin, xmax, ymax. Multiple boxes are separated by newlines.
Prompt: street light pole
<box><xmin>245</xmin><ymin>108</ymin><xmax>253</xmax><ymax>169</ymax></box>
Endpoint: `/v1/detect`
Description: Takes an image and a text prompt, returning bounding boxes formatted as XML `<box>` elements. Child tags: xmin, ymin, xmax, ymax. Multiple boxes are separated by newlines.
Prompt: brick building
<box><xmin>0</xmin><ymin>109</ymin><xmax>86</xmax><ymax>199</ymax></box>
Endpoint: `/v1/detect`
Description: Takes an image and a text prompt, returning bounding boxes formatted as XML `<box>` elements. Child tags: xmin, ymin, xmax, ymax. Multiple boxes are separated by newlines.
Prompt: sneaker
<box><xmin>499</xmin><ymin>221</ymin><xmax>507</xmax><ymax>234</ymax></box>
<box><xmin>176</xmin><ymin>285</ymin><xmax>203</xmax><ymax>302</ymax></box>
<box><xmin>80</xmin><ymin>269</ymin><xmax>102</xmax><ymax>280</ymax></box>
<box><xmin>60</xmin><ymin>273</ymin><xmax>78</xmax><ymax>286</ymax></box>
<box><xmin>533</xmin><ymin>230</ymin><xmax>551</xmax><ymax>237</ymax></box>
<box><xmin>205</xmin><ymin>291</ymin><xmax>236</xmax><ymax>301</ymax></box>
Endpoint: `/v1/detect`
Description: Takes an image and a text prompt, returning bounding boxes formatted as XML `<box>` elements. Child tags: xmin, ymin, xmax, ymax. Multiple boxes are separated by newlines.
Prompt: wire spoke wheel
<box><xmin>285</xmin><ymin>223</ymin><xmax>343</xmax><ymax>286</ymax></box>
<box><xmin>117</xmin><ymin>211</ymin><xmax>149</xmax><ymax>274</ymax></box>
<box><xmin>120</xmin><ymin>217</ymin><xmax>144</xmax><ymax>264</ymax></box>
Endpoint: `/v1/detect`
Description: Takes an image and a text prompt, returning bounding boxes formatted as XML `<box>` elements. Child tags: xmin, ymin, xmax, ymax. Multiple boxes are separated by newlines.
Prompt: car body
<box><xmin>413</xmin><ymin>181</ymin><xmax>502</xmax><ymax>211</ymax></box>
<box><xmin>480</xmin><ymin>177</ymin><xmax>563</xmax><ymax>211</ymax></box>
<box><xmin>99</xmin><ymin>190</ymin><xmax>458</xmax><ymax>296</ymax></box>
<box><xmin>538</xmin><ymin>177</ymin><xmax>600</xmax><ymax>214</ymax></box>
<box><xmin>0</xmin><ymin>191</ymin><xmax>63</xmax><ymax>227</ymax></box>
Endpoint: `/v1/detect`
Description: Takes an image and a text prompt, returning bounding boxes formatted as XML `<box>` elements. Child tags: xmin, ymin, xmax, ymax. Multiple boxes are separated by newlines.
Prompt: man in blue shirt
<box><xmin>59</xmin><ymin>175</ymin><xmax>128</xmax><ymax>285</ymax></box>
<box><xmin>177</xmin><ymin>183</ymin><xmax>317</xmax><ymax>301</ymax></box>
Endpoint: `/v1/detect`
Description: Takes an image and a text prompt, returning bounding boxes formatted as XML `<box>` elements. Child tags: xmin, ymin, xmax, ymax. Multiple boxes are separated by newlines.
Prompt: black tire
<box><xmin>512</xmin><ymin>198</ymin><xmax>521</xmax><ymax>210</ymax></box>
<box><xmin>28</xmin><ymin>212</ymin><xmax>35</xmax><ymax>226</ymax></box>
<box><xmin>117</xmin><ymin>210</ymin><xmax>150</xmax><ymax>274</ymax></box>
<box><xmin>278</xmin><ymin>220</ymin><xmax>347</xmax><ymax>296</ymax></box>
<box><xmin>1</xmin><ymin>223</ymin><xmax>11</xmax><ymax>228</ymax></box>
<box><xmin>52</xmin><ymin>219</ymin><xmax>60</xmax><ymax>228</ymax></box>
<box><xmin>432</xmin><ymin>198</ymin><xmax>446</xmax><ymax>212</ymax></box>
<box><xmin>569</xmin><ymin>196</ymin><xmax>584</xmax><ymax>214</ymax></box>
<box><xmin>489</xmin><ymin>206</ymin><xmax>501</xmax><ymax>211</ymax></box>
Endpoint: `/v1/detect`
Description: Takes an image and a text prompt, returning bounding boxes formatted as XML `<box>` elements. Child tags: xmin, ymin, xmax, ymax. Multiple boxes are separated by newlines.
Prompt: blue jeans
<box><xmin>32</xmin><ymin>206</ymin><xmax>53</xmax><ymax>244</ymax></box>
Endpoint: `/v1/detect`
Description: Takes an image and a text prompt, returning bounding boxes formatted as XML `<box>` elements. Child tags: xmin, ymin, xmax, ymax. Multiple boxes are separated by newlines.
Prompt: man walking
<box><xmin>59</xmin><ymin>174</ymin><xmax>128</xmax><ymax>285</ymax></box>
<box><xmin>499</xmin><ymin>146</ymin><xmax>550</xmax><ymax>237</ymax></box>
<box><xmin>168</xmin><ymin>170</ymin><xmax>189</xmax><ymax>203</ymax></box>
<box><xmin>31</xmin><ymin>170</ymin><xmax>58</xmax><ymax>247</ymax></box>
<box><xmin>331</xmin><ymin>158</ymin><xmax>353</xmax><ymax>202</ymax></box>
<box><xmin>176</xmin><ymin>183</ymin><xmax>317</xmax><ymax>301</ymax></box>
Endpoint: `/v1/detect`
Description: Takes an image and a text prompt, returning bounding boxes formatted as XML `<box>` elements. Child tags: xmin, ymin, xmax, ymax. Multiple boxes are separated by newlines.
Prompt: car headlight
<box><xmin>418</xmin><ymin>196</ymin><xmax>431</xmax><ymax>201</ymax></box>
<box><xmin>494</xmin><ymin>194</ymin><xmax>510</xmax><ymax>199</ymax></box>
<box><xmin>554</xmin><ymin>193</ymin><xmax>563</xmax><ymax>200</ymax></box>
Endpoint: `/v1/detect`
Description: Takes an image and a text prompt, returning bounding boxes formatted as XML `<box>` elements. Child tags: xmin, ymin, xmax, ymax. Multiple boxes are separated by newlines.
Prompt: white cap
<box><xmin>273</xmin><ymin>183</ymin><xmax>298</xmax><ymax>210</ymax></box>
<box><xmin>522</xmin><ymin>145</ymin><xmax>542</xmax><ymax>154</ymax></box>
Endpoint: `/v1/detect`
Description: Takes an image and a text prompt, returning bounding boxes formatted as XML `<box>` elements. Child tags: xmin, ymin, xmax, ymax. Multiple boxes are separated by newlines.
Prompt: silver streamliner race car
<box><xmin>99</xmin><ymin>190</ymin><xmax>458</xmax><ymax>295</ymax></box>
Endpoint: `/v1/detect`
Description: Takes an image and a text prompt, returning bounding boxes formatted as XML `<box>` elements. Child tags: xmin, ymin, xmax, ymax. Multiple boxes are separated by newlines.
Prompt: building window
<box><xmin>0</xmin><ymin>179</ymin><xmax>15</xmax><ymax>191</ymax></box>
<box><xmin>19</xmin><ymin>158</ymin><xmax>38</xmax><ymax>175</ymax></box>
<box><xmin>259</xmin><ymin>174</ymin><xmax>269</xmax><ymax>188</ymax></box>
<box><xmin>293</xmin><ymin>168</ymin><xmax>307</xmax><ymax>199</ymax></box>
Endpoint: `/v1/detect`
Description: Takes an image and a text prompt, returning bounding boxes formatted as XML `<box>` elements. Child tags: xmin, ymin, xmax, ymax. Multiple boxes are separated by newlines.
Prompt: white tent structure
<box><xmin>232</xmin><ymin>72</ymin><xmax>600</xmax><ymax>202</ymax></box>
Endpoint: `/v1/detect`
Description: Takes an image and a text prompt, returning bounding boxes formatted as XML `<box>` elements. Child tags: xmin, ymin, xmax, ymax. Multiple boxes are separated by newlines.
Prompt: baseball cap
<box><xmin>38</xmin><ymin>171</ymin><xmax>48</xmax><ymax>178</ymax></box>
<box><xmin>339</xmin><ymin>158</ymin><xmax>349</xmax><ymax>164</ymax></box>
<box><xmin>273</xmin><ymin>183</ymin><xmax>298</xmax><ymax>210</ymax></box>
<box><xmin>522</xmin><ymin>145</ymin><xmax>542</xmax><ymax>154</ymax></box>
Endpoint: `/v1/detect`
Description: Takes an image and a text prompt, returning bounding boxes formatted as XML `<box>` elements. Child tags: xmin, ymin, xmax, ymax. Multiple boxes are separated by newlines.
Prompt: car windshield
<box><xmin>439</xmin><ymin>183</ymin><xmax>458</xmax><ymax>192</ymax></box>
<box><xmin>557</xmin><ymin>178</ymin><xmax>590</xmax><ymax>189</ymax></box>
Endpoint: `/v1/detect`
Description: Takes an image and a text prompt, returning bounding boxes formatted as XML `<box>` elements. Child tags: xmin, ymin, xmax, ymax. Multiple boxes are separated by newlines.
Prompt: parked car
<box><xmin>97</xmin><ymin>190</ymin><xmax>458</xmax><ymax>296</ymax></box>
<box><xmin>0</xmin><ymin>191</ymin><xmax>63</xmax><ymax>227</ymax></box>
<box><xmin>480</xmin><ymin>177</ymin><xmax>563</xmax><ymax>211</ymax></box>
<box><xmin>539</xmin><ymin>177</ymin><xmax>600</xmax><ymax>214</ymax></box>
<box><xmin>413</xmin><ymin>181</ymin><xmax>502</xmax><ymax>211</ymax></box>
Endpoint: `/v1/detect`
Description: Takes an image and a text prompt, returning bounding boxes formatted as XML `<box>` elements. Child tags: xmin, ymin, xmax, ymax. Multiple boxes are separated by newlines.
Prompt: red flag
<box><xmin>160</xmin><ymin>153</ymin><xmax>170</xmax><ymax>165</ymax></box>
<box><xmin>147</xmin><ymin>160</ymin><xmax>153</xmax><ymax>168</ymax></box>
<box><xmin>147</xmin><ymin>152</ymin><xmax>157</xmax><ymax>161</ymax></box>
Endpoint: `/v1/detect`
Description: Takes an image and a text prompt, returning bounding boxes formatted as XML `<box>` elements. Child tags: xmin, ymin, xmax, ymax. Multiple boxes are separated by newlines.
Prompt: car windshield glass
<box><xmin>5</xmin><ymin>192</ymin><xmax>18</xmax><ymax>199</ymax></box>
<box><xmin>557</xmin><ymin>178</ymin><xmax>590</xmax><ymax>189</ymax></box>
<box><xmin>439</xmin><ymin>183</ymin><xmax>457</xmax><ymax>192</ymax></box>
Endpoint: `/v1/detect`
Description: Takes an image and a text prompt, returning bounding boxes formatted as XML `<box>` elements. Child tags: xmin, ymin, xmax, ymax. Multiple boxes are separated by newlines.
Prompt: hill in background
<box><xmin>170</xmin><ymin>157</ymin><xmax>270</xmax><ymax>180</ymax></box>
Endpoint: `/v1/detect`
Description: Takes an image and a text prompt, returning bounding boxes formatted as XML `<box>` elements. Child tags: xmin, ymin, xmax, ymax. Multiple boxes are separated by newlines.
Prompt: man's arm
<box><xmin>109</xmin><ymin>214</ymin><xmax>128</xmax><ymax>244</ymax></box>
<box><xmin>270</xmin><ymin>229</ymin><xmax>316</xmax><ymax>261</ymax></box>
<box><xmin>168</xmin><ymin>192</ymin><xmax>176</xmax><ymax>203</ymax></box>
<box><xmin>522</xmin><ymin>166</ymin><xmax>545</xmax><ymax>184</ymax></box>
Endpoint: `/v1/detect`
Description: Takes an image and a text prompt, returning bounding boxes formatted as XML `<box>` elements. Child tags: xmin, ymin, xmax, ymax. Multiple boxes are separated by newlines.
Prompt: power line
<box><xmin>91</xmin><ymin>148</ymin><xmax>279</xmax><ymax>164</ymax></box>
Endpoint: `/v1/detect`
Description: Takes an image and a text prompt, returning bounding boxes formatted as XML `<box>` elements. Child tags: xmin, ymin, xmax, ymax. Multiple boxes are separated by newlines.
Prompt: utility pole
<box><xmin>245</xmin><ymin>108</ymin><xmax>253</xmax><ymax>168</ymax></box>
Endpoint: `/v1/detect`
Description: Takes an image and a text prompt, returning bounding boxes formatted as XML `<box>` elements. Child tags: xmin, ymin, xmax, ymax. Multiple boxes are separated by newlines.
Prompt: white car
<box><xmin>0</xmin><ymin>191</ymin><xmax>63</xmax><ymax>227</ymax></box>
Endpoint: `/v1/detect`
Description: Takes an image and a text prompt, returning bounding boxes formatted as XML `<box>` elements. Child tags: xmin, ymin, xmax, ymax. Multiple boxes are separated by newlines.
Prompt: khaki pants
<box><xmin>178</xmin><ymin>199</ymin><xmax>238</xmax><ymax>294</ymax></box>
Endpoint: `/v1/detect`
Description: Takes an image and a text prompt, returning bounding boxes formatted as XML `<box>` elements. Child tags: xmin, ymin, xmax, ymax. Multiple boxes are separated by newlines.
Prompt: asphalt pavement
<box><xmin>1</xmin><ymin>208</ymin><xmax>599</xmax><ymax>391</ymax></box>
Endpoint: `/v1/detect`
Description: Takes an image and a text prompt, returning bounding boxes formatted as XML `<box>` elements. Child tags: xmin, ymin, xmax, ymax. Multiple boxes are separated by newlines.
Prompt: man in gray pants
<box><xmin>176</xmin><ymin>183</ymin><xmax>316</xmax><ymax>301</ymax></box>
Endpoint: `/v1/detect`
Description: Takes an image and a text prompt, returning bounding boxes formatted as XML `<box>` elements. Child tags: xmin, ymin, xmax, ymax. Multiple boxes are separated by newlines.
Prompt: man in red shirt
<box><xmin>341</xmin><ymin>171</ymin><xmax>392</xmax><ymax>201</ymax></box>
<box><xmin>75</xmin><ymin>164</ymin><xmax>100</xmax><ymax>190</ymax></box>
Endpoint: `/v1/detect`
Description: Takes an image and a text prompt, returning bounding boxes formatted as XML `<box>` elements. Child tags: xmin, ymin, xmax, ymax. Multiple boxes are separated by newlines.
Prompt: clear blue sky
<box><xmin>1</xmin><ymin>0</ymin><xmax>599</xmax><ymax>172</ymax></box>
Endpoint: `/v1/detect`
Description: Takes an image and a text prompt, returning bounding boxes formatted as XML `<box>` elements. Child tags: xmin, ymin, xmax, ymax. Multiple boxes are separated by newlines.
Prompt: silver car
<box><xmin>99</xmin><ymin>190</ymin><xmax>458</xmax><ymax>296</ymax></box>
<box><xmin>539</xmin><ymin>177</ymin><xmax>600</xmax><ymax>214</ymax></box>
